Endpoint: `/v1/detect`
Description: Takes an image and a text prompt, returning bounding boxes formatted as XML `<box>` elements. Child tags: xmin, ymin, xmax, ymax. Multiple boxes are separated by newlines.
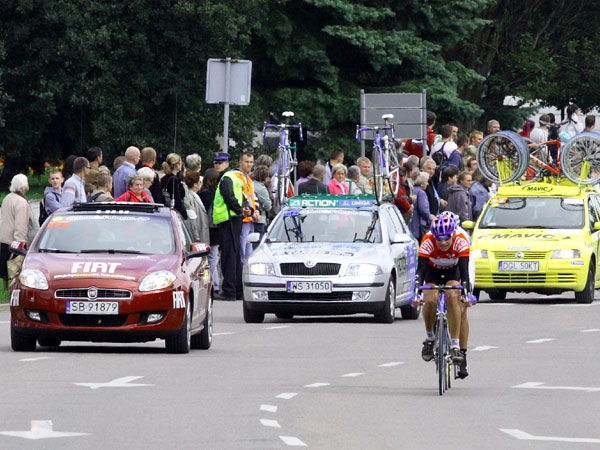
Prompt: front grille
<box><xmin>493</xmin><ymin>251</ymin><xmax>547</xmax><ymax>260</ymax></box>
<box><xmin>55</xmin><ymin>289</ymin><xmax>132</xmax><ymax>300</ymax></box>
<box><xmin>58</xmin><ymin>314</ymin><xmax>128</xmax><ymax>327</ymax></box>
<box><xmin>279</xmin><ymin>263</ymin><xmax>341</xmax><ymax>276</ymax></box>
<box><xmin>481</xmin><ymin>273</ymin><xmax>577</xmax><ymax>284</ymax></box>
<box><xmin>267</xmin><ymin>291</ymin><xmax>352</xmax><ymax>301</ymax></box>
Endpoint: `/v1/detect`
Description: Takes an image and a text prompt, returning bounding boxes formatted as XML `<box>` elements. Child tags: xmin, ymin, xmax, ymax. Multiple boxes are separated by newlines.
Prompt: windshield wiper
<box><xmin>38</xmin><ymin>248</ymin><xmax>76</xmax><ymax>253</ymax></box>
<box><xmin>79</xmin><ymin>249</ymin><xmax>143</xmax><ymax>254</ymax></box>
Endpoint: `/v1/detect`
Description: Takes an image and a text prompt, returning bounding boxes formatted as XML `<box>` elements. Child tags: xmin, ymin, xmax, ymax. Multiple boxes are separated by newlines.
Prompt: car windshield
<box><xmin>34</xmin><ymin>214</ymin><xmax>176</xmax><ymax>254</ymax></box>
<box><xmin>267</xmin><ymin>209</ymin><xmax>382</xmax><ymax>243</ymax></box>
<box><xmin>479</xmin><ymin>197</ymin><xmax>584</xmax><ymax>229</ymax></box>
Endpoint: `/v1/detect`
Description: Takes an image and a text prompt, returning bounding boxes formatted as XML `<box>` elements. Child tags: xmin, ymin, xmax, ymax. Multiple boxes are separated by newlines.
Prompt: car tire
<box><xmin>400</xmin><ymin>303</ymin><xmax>421</xmax><ymax>320</ymax></box>
<box><xmin>243</xmin><ymin>302</ymin><xmax>264</xmax><ymax>323</ymax></box>
<box><xmin>165</xmin><ymin>303</ymin><xmax>191</xmax><ymax>354</ymax></box>
<box><xmin>374</xmin><ymin>276</ymin><xmax>396</xmax><ymax>324</ymax></box>
<box><xmin>192</xmin><ymin>296</ymin><xmax>213</xmax><ymax>350</ymax></box>
<box><xmin>275</xmin><ymin>313</ymin><xmax>293</xmax><ymax>320</ymax></box>
<box><xmin>575</xmin><ymin>263</ymin><xmax>595</xmax><ymax>304</ymax></box>
<box><xmin>487</xmin><ymin>289</ymin><xmax>506</xmax><ymax>301</ymax></box>
<box><xmin>37</xmin><ymin>336</ymin><xmax>61</xmax><ymax>347</ymax></box>
<box><xmin>11</xmin><ymin>325</ymin><xmax>36</xmax><ymax>352</ymax></box>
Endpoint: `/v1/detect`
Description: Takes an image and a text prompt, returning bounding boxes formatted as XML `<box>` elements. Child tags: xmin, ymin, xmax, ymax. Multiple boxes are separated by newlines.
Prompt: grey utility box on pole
<box><xmin>359</xmin><ymin>90</ymin><xmax>427</xmax><ymax>157</ymax></box>
<box><xmin>206</xmin><ymin>58</ymin><xmax>252</xmax><ymax>153</ymax></box>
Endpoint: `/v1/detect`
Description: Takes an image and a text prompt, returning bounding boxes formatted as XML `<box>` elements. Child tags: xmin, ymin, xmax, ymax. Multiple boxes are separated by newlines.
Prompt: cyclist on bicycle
<box><xmin>416</xmin><ymin>213</ymin><xmax>472</xmax><ymax>366</ymax></box>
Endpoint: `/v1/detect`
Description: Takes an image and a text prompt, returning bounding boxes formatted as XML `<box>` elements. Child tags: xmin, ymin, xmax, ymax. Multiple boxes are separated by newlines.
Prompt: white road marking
<box><xmin>262</xmin><ymin>325</ymin><xmax>292</xmax><ymax>330</ymax></box>
<box><xmin>512</xmin><ymin>382</ymin><xmax>600</xmax><ymax>392</ymax></box>
<box><xmin>378</xmin><ymin>362</ymin><xmax>404</xmax><ymax>367</ymax></box>
<box><xmin>526</xmin><ymin>338</ymin><xmax>556</xmax><ymax>344</ymax></box>
<box><xmin>213</xmin><ymin>332</ymin><xmax>234</xmax><ymax>336</ymax></box>
<box><xmin>341</xmin><ymin>373</ymin><xmax>365</xmax><ymax>378</ymax></box>
<box><xmin>304</xmin><ymin>382</ymin><xmax>330</xmax><ymax>388</ymax></box>
<box><xmin>74</xmin><ymin>376</ymin><xmax>154</xmax><ymax>389</ymax></box>
<box><xmin>500</xmin><ymin>428</ymin><xmax>600</xmax><ymax>443</ymax></box>
<box><xmin>280</xmin><ymin>436</ymin><xmax>308</xmax><ymax>447</ymax></box>
<box><xmin>260</xmin><ymin>419</ymin><xmax>281</xmax><ymax>428</ymax></box>
<box><xmin>0</xmin><ymin>420</ymin><xmax>90</xmax><ymax>440</ymax></box>
<box><xmin>276</xmin><ymin>393</ymin><xmax>297</xmax><ymax>400</ymax></box>
<box><xmin>471</xmin><ymin>346</ymin><xmax>499</xmax><ymax>352</ymax></box>
<box><xmin>581</xmin><ymin>328</ymin><xmax>600</xmax><ymax>333</ymax></box>
<box><xmin>553</xmin><ymin>302</ymin><xmax>600</xmax><ymax>307</ymax></box>
<box><xmin>20</xmin><ymin>357</ymin><xmax>52</xmax><ymax>362</ymax></box>
<box><xmin>260</xmin><ymin>404</ymin><xmax>278</xmax><ymax>413</ymax></box>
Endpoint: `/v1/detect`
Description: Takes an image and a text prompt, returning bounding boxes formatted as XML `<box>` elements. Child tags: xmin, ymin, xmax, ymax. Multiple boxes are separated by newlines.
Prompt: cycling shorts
<box><xmin>424</xmin><ymin>265</ymin><xmax>460</xmax><ymax>285</ymax></box>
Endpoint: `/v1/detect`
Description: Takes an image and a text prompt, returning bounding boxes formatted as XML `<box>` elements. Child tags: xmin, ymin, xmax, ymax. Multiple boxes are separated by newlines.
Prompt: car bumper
<box><xmin>242</xmin><ymin>273</ymin><xmax>388</xmax><ymax>316</ymax></box>
<box><xmin>474</xmin><ymin>258</ymin><xmax>588</xmax><ymax>291</ymax></box>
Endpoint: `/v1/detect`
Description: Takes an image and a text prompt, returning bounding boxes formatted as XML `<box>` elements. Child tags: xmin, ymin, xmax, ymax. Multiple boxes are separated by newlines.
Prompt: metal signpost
<box><xmin>359</xmin><ymin>89</ymin><xmax>427</xmax><ymax>157</ymax></box>
<box><xmin>206</xmin><ymin>58</ymin><xmax>252</xmax><ymax>153</ymax></box>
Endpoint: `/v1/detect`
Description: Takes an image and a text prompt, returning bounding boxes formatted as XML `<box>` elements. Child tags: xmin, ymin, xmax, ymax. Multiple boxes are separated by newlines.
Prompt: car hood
<box><xmin>251</xmin><ymin>242</ymin><xmax>381</xmax><ymax>262</ymax></box>
<box><xmin>23</xmin><ymin>253</ymin><xmax>179</xmax><ymax>283</ymax></box>
<box><xmin>472</xmin><ymin>228</ymin><xmax>581</xmax><ymax>251</ymax></box>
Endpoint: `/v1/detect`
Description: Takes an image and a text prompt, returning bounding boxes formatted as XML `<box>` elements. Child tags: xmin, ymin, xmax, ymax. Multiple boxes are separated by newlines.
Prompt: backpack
<box><xmin>431</xmin><ymin>143</ymin><xmax>448</xmax><ymax>186</ymax></box>
<box><xmin>87</xmin><ymin>191</ymin><xmax>103</xmax><ymax>202</ymax></box>
<box><xmin>38</xmin><ymin>192</ymin><xmax>59</xmax><ymax>226</ymax></box>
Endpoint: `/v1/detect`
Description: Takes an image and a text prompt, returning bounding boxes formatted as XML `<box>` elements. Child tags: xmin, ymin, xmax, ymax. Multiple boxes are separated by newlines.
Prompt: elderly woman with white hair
<box><xmin>137</xmin><ymin>166</ymin><xmax>156</xmax><ymax>202</ymax></box>
<box><xmin>326</xmin><ymin>163</ymin><xmax>349</xmax><ymax>195</ymax></box>
<box><xmin>0</xmin><ymin>174</ymin><xmax>37</xmax><ymax>289</ymax></box>
<box><xmin>408</xmin><ymin>171</ymin><xmax>433</xmax><ymax>240</ymax></box>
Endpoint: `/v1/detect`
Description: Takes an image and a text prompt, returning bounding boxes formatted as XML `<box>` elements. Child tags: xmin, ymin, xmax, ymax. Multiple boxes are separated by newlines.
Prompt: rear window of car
<box><xmin>34</xmin><ymin>214</ymin><xmax>176</xmax><ymax>255</ymax></box>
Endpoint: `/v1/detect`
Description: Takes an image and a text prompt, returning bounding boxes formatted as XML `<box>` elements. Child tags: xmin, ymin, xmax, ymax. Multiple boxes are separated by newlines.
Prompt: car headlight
<box><xmin>19</xmin><ymin>269</ymin><xmax>49</xmax><ymax>290</ymax></box>
<box><xmin>471</xmin><ymin>249</ymin><xmax>488</xmax><ymax>259</ymax></box>
<box><xmin>248</xmin><ymin>263</ymin><xmax>275</xmax><ymax>276</ymax></box>
<box><xmin>139</xmin><ymin>271</ymin><xmax>176</xmax><ymax>292</ymax></box>
<box><xmin>346</xmin><ymin>264</ymin><xmax>382</xmax><ymax>276</ymax></box>
<box><xmin>551</xmin><ymin>249</ymin><xmax>581</xmax><ymax>259</ymax></box>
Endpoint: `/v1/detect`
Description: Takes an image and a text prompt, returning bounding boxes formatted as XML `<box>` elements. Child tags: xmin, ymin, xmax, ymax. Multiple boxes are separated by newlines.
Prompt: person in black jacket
<box><xmin>297</xmin><ymin>165</ymin><xmax>330</xmax><ymax>195</ymax></box>
<box><xmin>160</xmin><ymin>153</ymin><xmax>187</xmax><ymax>219</ymax></box>
<box><xmin>421</xmin><ymin>157</ymin><xmax>445</xmax><ymax>215</ymax></box>
<box><xmin>140</xmin><ymin>147</ymin><xmax>164</xmax><ymax>204</ymax></box>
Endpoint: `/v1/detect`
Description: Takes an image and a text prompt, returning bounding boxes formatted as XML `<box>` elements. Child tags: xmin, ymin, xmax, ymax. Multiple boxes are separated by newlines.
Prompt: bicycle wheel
<box><xmin>560</xmin><ymin>132</ymin><xmax>600</xmax><ymax>185</ymax></box>
<box><xmin>437</xmin><ymin>314</ymin><xmax>446</xmax><ymax>396</ymax></box>
<box><xmin>445</xmin><ymin>324</ymin><xmax>452</xmax><ymax>390</ymax></box>
<box><xmin>371</xmin><ymin>148</ymin><xmax>384</xmax><ymax>202</ymax></box>
<box><xmin>385</xmin><ymin>145</ymin><xmax>400</xmax><ymax>196</ymax></box>
<box><xmin>477</xmin><ymin>131</ymin><xmax>528</xmax><ymax>184</ymax></box>
<box><xmin>277</xmin><ymin>148</ymin><xmax>288</xmax><ymax>206</ymax></box>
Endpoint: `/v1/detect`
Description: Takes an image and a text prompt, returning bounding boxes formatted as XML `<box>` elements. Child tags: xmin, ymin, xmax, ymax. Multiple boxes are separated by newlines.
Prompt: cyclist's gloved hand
<box><xmin>461</xmin><ymin>282</ymin><xmax>477</xmax><ymax>305</ymax></box>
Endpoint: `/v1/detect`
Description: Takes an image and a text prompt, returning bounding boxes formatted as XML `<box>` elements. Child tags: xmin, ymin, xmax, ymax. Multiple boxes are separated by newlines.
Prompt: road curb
<box><xmin>0</xmin><ymin>303</ymin><xmax>10</xmax><ymax>312</ymax></box>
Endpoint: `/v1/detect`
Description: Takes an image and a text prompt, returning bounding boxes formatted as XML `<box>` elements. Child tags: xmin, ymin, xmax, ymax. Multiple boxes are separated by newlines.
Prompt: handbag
<box><xmin>7</xmin><ymin>254</ymin><xmax>24</xmax><ymax>279</ymax></box>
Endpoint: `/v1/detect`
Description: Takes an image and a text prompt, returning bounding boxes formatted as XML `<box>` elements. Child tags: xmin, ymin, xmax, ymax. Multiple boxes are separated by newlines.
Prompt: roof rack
<box><xmin>69</xmin><ymin>202</ymin><xmax>164</xmax><ymax>213</ymax></box>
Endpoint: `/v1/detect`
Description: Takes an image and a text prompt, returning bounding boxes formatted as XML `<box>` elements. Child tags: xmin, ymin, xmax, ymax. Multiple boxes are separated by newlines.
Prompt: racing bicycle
<box><xmin>477</xmin><ymin>130</ymin><xmax>600</xmax><ymax>186</ymax></box>
<box><xmin>356</xmin><ymin>114</ymin><xmax>400</xmax><ymax>202</ymax></box>
<box><xmin>418</xmin><ymin>284</ymin><xmax>464</xmax><ymax>396</ymax></box>
<box><xmin>263</xmin><ymin>111</ymin><xmax>303</xmax><ymax>212</ymax></box>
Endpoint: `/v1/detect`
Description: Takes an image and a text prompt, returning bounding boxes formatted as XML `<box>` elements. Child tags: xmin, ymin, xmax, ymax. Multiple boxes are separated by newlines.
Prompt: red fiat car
<box><xmin>9</xmin><ymin>202</ymin><xmax>213</xmax><ymax>353</ymax></box>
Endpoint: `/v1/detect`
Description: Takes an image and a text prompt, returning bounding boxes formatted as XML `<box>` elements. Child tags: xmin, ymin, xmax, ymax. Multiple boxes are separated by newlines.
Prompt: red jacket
<box><xmin>393</xmin><ymin>183</ymin><xmax>411</xmax><ymax>213</ymax></box>
<box><xmin>114</xmin><ymin>190</ymin><xmax>152</xmax><ymax>203</ymax></box>
<box><xmin>403</xmin><ymin>128</ymin><xmax>437</xmax><ymax>158</ymax></box>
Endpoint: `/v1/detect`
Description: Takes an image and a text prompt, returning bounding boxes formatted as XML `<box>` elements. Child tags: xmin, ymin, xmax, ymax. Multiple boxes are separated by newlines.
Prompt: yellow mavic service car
<box><xmin>465</xmin><ymin>182</ymin><xmax>600</xmax><ymax>303</ymax></box>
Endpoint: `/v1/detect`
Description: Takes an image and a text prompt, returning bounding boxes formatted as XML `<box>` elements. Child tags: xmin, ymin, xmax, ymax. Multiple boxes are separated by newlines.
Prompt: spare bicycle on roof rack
<box><xmin>477</xmin><ymin>130</ymin><xmax>600</xmax><ymax>186</ymax></box>
<box><xmin>356</xmin><ymin>114</ymin><xmax>400</xmax><ymax>203</ymax></box>
<box><xmin>262</xmin><ymin>111</ymin><xmax>303</xmax><ymax>212</ymax></box>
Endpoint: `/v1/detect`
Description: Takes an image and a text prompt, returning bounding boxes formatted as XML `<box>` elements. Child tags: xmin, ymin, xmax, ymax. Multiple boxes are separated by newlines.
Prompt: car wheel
<box><xmin>487</xmin><ymin>289</ymin><xmax>506</xmax><ymax>301</ymax></box>
<box><xmin>192</xmin><ymin>296</ymin><xmax>213</xmax><ymax>350</ymax></box>
<box><xmin>575</xmin><ymin>263</ymin><xmax>595</xmax><ymax>304</ymax></box>
<box><xmin>275</xmin><ymin>313</ymin><xmax>293</xmax><ymax>320</ymax></box>
<box><xmin>11</xmin><ymin>325</ymin><xmax>36</xmax><ymax>352</ymax></box>
<box><xmin>37</xmin><ymin>336</ymin><xmax>61</xmax><ymax>347</ymax></box>
<box><xmin>165</xmin><ymin>303</ymin><xmax>191</xmax><ymax>354</ymax></box>
<box><xmin>374</xmin><ymin>276</ymin><xmax>395</xmax><ymax>323</ymax></box>
<box><xmin>243</xmin><ymin>301</ymin><xmax>264</xmax><ymax>323</ymax></box>
<box><xmin>400</xmin><ymin>303</ymin><xmax>421</xmax><ymax>320</ymax></box>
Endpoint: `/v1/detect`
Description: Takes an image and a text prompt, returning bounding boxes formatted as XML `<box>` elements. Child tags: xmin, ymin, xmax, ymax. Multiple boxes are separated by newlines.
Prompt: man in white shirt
<box><xmin>530</xmin><ymin>114</ymin><xmax>550</xmax><ymax>143</ymax></box>
<box><xmin>431</xmin><ymin>125</ymin><xmax>458</xmax><ymax>160</ymax></box>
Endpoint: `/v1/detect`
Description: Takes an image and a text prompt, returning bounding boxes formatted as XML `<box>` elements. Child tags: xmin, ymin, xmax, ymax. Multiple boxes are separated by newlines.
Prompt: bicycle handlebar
<box><xmin>356</xmin><ymin>125</ymin><xmax>394</xmax><ymax>142</ymax></box>
<box><xmin>263</xmin><ymin>123</ymin><xmax>303</xmax><ymax>142</ymax></box>
<box><xmin>418</xmin><ymin>285</ymin><xmax>463</xmax><ymax>291</ymax></box>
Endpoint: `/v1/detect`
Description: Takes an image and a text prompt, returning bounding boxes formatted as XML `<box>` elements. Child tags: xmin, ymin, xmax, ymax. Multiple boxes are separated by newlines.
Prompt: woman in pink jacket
<box><xmin>327</xmin><ymin>164</ymin><xmax>349</xmax><ymax>195</ymax></box>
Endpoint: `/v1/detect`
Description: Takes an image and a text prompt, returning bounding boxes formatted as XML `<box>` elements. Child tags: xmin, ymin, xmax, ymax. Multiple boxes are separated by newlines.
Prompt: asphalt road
<box><xmin>1</xmin><ymin>292</ymin><xmax>599</xmax><ymax>449</ymax></box>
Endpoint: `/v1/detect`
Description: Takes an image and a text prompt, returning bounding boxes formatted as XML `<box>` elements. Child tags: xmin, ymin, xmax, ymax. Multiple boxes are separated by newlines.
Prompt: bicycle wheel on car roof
<box><xmin>371</xmin><ymin>147</ymin><xmax>384</xmax><ymax>203</ymax></box>
<box><xmin>477</xmin><ymin>131</ymin><xmax>528</xmax><ymax>184</ymax></box>
<box><xmin>560</xmin><ymin>132</ymin><xmax>600</xmax><ymax>185</ymax></box>
<box><xmin>385</xmin><ymin>146</ymin><xmax>400</xmax><ymax>196</ymax></box>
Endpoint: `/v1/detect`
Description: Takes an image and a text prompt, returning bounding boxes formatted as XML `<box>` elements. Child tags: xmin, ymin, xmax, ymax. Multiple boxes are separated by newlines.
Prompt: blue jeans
<box><xmin>207</xmin><ymin>244</ymin><xmax>221</xmax><ymax>291</ymax></box>
<box><xmin>240</xmin><ymin>222</ymin><xmax>254</xmax><ymax>264</ymax></box>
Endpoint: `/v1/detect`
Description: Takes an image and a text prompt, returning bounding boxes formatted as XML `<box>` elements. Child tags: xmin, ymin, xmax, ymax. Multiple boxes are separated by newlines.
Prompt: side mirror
<box><xmin>391</xmin><ymin>233</ymin><xmax>413</xmax><ymax>245</ymax></box>
<box><xmin>462</xmin><ymin>221</ymin><xmax>475</xmax><ymax>230</ymax></box>
<box><xmin>187</xmin><ymin>242</ymin><xmax>210</xmax><ymax>259</ymax></box>
<box><xmin>9</xmin><ymin>241</ymin><xmax>27</xmax><ymax>257</ymax></box>
<box><xmin>594</xmin><ymin>221</ymin><xmax>600</xmax><ymax>231</ymax></box>
<box><xmin>246</xmin><ymin>232</ymin><xmax>261</xmax><ymax>244</ymax></box>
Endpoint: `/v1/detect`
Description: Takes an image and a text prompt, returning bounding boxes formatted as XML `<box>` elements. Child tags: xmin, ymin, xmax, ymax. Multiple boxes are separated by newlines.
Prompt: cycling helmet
<box><xmin>430</xmin><ymin>214</ymin><xmax>457</xmax><ymax>241</ymax></box>
<box><xmin>441</xmin><ymin>210</ymin><xmax>461</xmax><ymax>226</ymax></box>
